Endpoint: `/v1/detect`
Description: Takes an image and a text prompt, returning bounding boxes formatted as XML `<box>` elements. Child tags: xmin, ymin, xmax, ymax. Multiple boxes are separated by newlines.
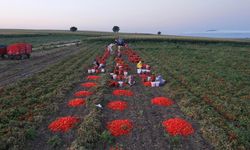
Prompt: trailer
<box><xmin>6</xmin><ymin>43</ymin><xmax>32</xmax><ymax>59</ymax></box>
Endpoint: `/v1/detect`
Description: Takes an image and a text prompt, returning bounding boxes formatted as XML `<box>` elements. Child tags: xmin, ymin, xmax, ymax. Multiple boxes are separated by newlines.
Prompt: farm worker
<box><xmin>115</xmin><ymin>37</ymin><xmax>125</xmax><ymax>51</ymax></box>
<box><xmin>117</xmin><ymin>49</ymin><xmax>122</xmax><ymax>57</ymax></box>
<box><xmin>150</xmin><ymin>74</ymin><xmax>156</xmax><ymax>82</ymax></box>
<box><xmin>98</xmin><ymin>63</ymin><xmax>105</xmax><ymax>69</ymax></box>
<box><xmin>127</xmin><ymin>75</ymin><xmax>135</xmax><ymax>86</ymax></box>
<box><xmin>124</xmin><ymin>43</ymin><xmax>129</xmax><ymax>48</ymax></box>
<box><xmin>93</xmin><ymin>59</ymin><xmax>99</xmax><ymax>69</ymax></box>
<box><xmin>108</xmin><ymin>43</ymin><xmax>115</xmax><ymax>54</ymax></box>
<box><xmin>146</xmin><ymin>64</ymin><xmax>150</xmax><ymax>70</ymax></box>
<box><xmin>156</xmin><ymin>75</ymin><xmax>166</xmax><ymax>86</ymax></box>
<box><xmin>137</xmin><ymin>61</ymin><xmax>143</xmax><ymax>69</ymax></box>
<box><xmin>98</xmin><ymin>59</ymin><xmax>105</xmax><ymax>69</ymax></box>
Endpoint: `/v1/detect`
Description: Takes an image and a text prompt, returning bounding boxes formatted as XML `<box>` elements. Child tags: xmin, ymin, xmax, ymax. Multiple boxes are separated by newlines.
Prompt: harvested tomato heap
<box><xmin>162</xmin><ymin>118</ymin><xmax>194</xmax><ymax>136</ymax></box>
<box><xmin>107</xmin><ymin>119</ymin><xmax>133</xmax><ymax>137</ymax></box>
<box><xmin>143</xmin><ymin>81</ymin><xmax>151</xmax><ymax>87</ymax></box>
<box><xmin>113</xmin><ymin>90</ymin><xmax>133</xmax><ymax>96</ymax></box>
<box><xmin>48</xmin><ymin>116</ymin><xmax>79</xmax><ymax>132</ymax></box>
<box><xmin>74</xmin><ymin>91</ymin><xmax>93</xmax><ymax>97</ymax></box>
<box><xmin>68</xmin><ymin>98</ymin><xmax>85</xmax><ymax>107</ymax></box>
<box><xmin>108</xmin><ymin>80</ymin><xmax>119</xmax><ymax>87</ymax></box>
<box><xmin>114</xmin><ymin>58</ymin><xmax>130</xmax><ymax>71</ymax></box>
<box><xmin>81</xmin><ymin>82</ymin><xmax>97</xmax><ymax>88</ymax></box>
<box><xmin>88</xmin><ymin>48</ymin><xmax>110</xmax><ymax>73</ymax></box>
<box><xmin>123</xmin><ymin>49</ymin><xmax>142</xmax><ymax>63</ymax></box>
<box><xmin>87</xmin><ymin>75</ymin><xmax>101</xmax><ymax>80</ymax></box>
<box><xmin>151</xmin><ymin>97</ymin><xmax>174</xmax><ymax>107</ymax></box>
<box><xmin>107</xmin><ymin>101</ymin><xmax>128</xmax><ymax>111</ymax></box>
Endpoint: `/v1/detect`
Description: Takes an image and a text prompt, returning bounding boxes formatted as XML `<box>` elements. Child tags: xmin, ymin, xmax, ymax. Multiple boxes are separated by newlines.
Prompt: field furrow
<box><xmin>0</xmin><ymin>41</ymin><xmax>104</xmax><ymax>150</ymax></box>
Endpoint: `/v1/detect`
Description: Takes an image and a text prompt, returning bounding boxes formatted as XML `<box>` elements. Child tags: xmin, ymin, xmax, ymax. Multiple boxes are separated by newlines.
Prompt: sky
<box><xmin>0</xmin><ymin>0</ymin><xmax>250</xmax><ymax>34</ymax></box>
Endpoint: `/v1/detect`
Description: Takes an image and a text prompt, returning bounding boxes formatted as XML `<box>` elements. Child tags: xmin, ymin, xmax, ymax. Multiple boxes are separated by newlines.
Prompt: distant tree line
<box><xmin>69</xmin><ymin>25</ymin><xmax>163</xmax><ymax>35</ymax></box>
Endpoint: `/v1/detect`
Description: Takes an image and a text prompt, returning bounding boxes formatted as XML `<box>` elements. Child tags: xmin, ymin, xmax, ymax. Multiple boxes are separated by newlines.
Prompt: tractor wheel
<box><xmin>9</xmin><ymin>55</ymin><xmax>14</xmax><ymax>60</ymax></box>
<box><xmin>15</xmin><ymin>55</ymin><xmax>21</xmax><ymax>60</ymax></box>
<box><xmin>21</xmin><ymin>54</ymin><xmax>25</xmax><ymax>60</ymax></box>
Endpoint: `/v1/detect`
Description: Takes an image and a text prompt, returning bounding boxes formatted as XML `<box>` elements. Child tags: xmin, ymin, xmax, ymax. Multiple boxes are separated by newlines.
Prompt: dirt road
<box><xmin>0</xmin><ymin>45</ymin><xmax>84</xmax><ymax>87</ymax></box>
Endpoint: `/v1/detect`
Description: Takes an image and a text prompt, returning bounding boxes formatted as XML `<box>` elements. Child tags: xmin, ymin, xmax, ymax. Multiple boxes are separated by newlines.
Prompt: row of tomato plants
<box><xmin>137</xmin><ymin>43</ymin><xmax>245</xmax><ymax>112</ymax></box>
<box><xmin>137</xmin><ymin>47</ymin><xmax>247</xmax><ymax>149</ymax></box>
<box><xmin>47</xmin><ymin>43</ymin><xmax>113</xmax><ymax>149</ymax></box>
<box><xmin>136</xmin><ymin>41</ymin><xmax>248</xmax><ymax>107</ymax></box>
<box><xmin>102</xmin><ymin>47</ymin><xmax>197</xmax><ymax>149</ymax></box>
<box><xmin>0</xmin><ymin>42</ymin><xmax>103</xmax><ymax>149</ymax></box>
<box><xmin>145</xmin><ymin>48</ymin><xmax>249</xmax><ymax>131</ymax></box>
<box><xmin>69</xmin><ymin>47</ymin><xmax>115</xmax><ymax>149</ymax></box>
<box><xmin>146</xmin><ymin>49</ymin><xmax>243</xmax><ymax>121</ymax></box>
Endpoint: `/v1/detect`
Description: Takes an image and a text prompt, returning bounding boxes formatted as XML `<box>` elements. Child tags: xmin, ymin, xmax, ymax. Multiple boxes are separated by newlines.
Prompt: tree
<box><xmin>112</xmin><ymin>26</ymin><xmax>120</xmax><ymax>33</ymax></box>
<box><xmin>157</xmin><ymin>31</ymin><xmax>161</xmax><ymax>35</ymax></box>
<box><xmin>70</xmin><ymin>26</ymin><xmax>77</xmax><ymax>32</ymax></box>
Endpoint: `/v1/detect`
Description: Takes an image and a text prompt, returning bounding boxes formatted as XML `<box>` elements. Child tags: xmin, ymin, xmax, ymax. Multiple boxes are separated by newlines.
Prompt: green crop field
<box><xmin>0</xmin><ymin>30</ymin><xmax>249</xmax><ymax>150</ymax></box>
<box><xmin>132</xmin><ymin>40</ymin><xmax>250</xmax><ymax>149</ymax></box>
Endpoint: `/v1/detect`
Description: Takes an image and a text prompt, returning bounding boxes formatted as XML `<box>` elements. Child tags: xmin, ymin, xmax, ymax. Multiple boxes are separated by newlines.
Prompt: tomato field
<box><xmin>0</xmin><ymin>30</ymin><xmax>249</xmax><ymax>150</ymax></box>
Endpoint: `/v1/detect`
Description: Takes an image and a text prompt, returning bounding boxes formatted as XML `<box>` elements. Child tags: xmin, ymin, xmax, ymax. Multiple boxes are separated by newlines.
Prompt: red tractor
<box><xmin>0</xmin><ymin>43</ymin><xmax>32</xmax><ymax>59</ymax></box>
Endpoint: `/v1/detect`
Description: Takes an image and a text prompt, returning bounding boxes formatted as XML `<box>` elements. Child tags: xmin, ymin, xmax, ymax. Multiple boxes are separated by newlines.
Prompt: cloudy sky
<box><xmin>0</xmin><ymin>0</ymin><xmax>249</xmax><ymax>34</ymax></box>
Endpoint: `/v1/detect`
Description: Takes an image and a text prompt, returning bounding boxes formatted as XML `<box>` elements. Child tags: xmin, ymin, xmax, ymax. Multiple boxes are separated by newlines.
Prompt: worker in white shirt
<box><xmin>107</xmin><ymin>43</ymin><xmax>115</xmax><ymax>54</ymax></box>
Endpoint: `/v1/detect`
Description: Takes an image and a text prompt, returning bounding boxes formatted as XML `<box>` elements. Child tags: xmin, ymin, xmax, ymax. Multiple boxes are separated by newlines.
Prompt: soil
<box><xmin>0</xmin><ymin>45</ymin><xmax>83</xmax><ymax>87</ymax></box>
<box><xmin>101</xmin><ymin>54</ymin><xmax>213</xmax><ymax>150</ymax></box>
<box><xmin>24</xmin><ymin>47</ymin><xmax>213</xmax><ymax>150</ymax></box>
<box><xmin>25</xmin><ymin>79</ymin><xmax>90</xmax><ymax>150</ymax></box>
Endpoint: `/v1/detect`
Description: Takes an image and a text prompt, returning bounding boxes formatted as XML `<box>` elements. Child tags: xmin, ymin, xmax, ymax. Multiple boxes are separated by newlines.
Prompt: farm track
<box><xmin>102</xmin><ymin>52</ymin><xmax>212</xmax><ymax>150</ymax></box>
<box><xmin>1</xmin><ymin>44</ymin><xmax>97</xmax><ymax>110</ymax></box>
<box><xmin>0</xmin><ymin>45</ymin><xmax>78</xmax><ymax>72</ymax></box>
<box><xmin>0</xmin><ymin>45</ymin><xmax>85</xmax><ymax>87</ymax></box>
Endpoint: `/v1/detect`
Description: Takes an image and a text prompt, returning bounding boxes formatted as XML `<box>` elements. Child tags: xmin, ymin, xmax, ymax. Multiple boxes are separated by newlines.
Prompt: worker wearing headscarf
<box><xmin>156</xmin><ymin>75</ymin><xmax>166</xmax><ymax>86</ymax></box>
<box><xmin>137</xmin><ymin>61</ymin><xmax>142</xmax><ymax>69</ymax></box>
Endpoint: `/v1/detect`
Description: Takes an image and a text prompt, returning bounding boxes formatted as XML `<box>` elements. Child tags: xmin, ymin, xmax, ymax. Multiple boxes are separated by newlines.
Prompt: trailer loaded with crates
<box><xmin>0</xmin><ymin>43</ymin><xmax>32</xmax><ymax>59</ymax></box>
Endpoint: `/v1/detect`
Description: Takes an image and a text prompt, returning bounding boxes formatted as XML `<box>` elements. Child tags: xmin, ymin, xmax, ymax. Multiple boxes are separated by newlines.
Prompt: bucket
<box><xmin>137</xmin><ymin>69</ymin><xmax>142</xmax><ymax>74</ymax></box>
<box><xmin>118</xmin><ymin>81</ymin><xmax>123</xmax><ymax>87</ymax></box>
<box><xmin>151</xmin><ymin>82</ymin><xmax>156</xmax><ymax>87</ymax></box>
<box><xmin>146</xmin><ymin>69</ymin><xmax>151</xmax><ymax>73</ymax></box>
<box><xmin>113</xmin><ymin>74</ymin><xmax>117</xmax><ymax>80</ymax></box>
<box><xmin>155</xmin><ymin>81</ymin><xmax>160</xmax><ymax>87</ymax></box>
<box><xmin>101</xmin><ymin>69</ymin><xmax>105</xmax><ymax>73</ymax></box>
<box><xmin>88</xmin><ymin>69</ymin><xmax>92</xmax><ymax>74</ymax></box>
<box><xmin>124</xmin><ymin>71</ymin><xmax>128</xmax><ymax>76</ymax></box>
<box><xmin>142</xmin><ymin>69</ymin><xmax>146</xmax><ymax>73</ymax></box>
<box><xmin>91</xmin><ymin>69</ymin><xmax>95</xmax><ymax>73</ymax></box>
